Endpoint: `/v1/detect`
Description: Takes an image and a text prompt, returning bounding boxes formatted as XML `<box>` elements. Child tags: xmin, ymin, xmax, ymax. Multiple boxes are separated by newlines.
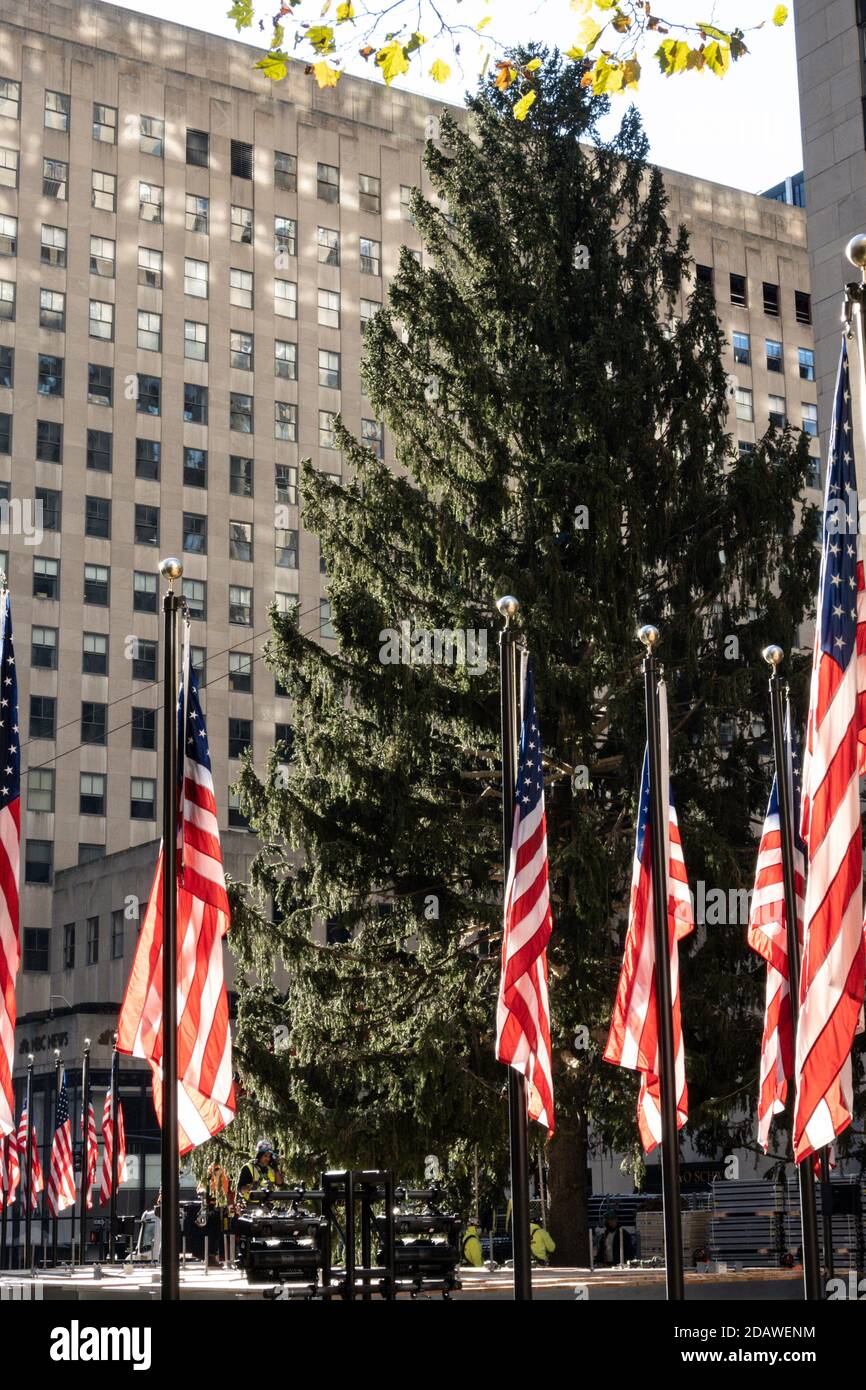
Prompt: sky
<box><xmin>105</xmin><ymin>0</ymin><xmax>803</xmax><ymax>195</ymax></box>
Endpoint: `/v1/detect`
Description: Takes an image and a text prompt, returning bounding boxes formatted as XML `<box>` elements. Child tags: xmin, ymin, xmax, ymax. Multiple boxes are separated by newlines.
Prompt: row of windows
<box><xmin>22</xmin><ymin>503</ymin><xmax>302</xmax><ymax>559</ymax></box>
<box><xmin>21</xmin><ymin>909</ymin><xmax>123</xmax><ymax>971</ymax></box>
<box><xmin>692</xmin><ymin>263</ymin><xmax>812</xmax><ymax>324</ymax></box>
<box><xmin>731</xmin><ymin>334</ymin><xmax>815</xmax><ymax>380</ymax></box>
<box><xmin>733</xmin><ymin>387</ymin><xmax>818</xmax><ymax>435</ymax></box>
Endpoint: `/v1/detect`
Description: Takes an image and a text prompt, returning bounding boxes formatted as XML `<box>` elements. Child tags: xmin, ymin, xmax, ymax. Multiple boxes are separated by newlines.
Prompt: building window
<box><xmin>766</xmin><ymin>339</ymin><xmax>783</xmax><ymax>373</ymax></box>
<box><xmin>35</xmin><ymin>486</ymin><xmax>61</xmax><ymax>532</ymax></box>
<box><xmin>275</xmin><ymin>279</ymin><xmax>297</xmax><ymax>318</ymax></box>
<box><xmin>799</xmin><ymin>347</ymin><xmax>815</xmax><ymax>382</ymax></box>
<box><xmin>229</xmin><ymin>652</ymin><xmax>253</xmax><ymax>692</ymax></box>
<box><xmin>231</xmin><ymin>204</ymin><xmax>253</xmax><ymax>243</ymax></box>
<box><xmin>36</xmin><ymin>419</ymin><xmax>63</xmax><ymax>463</ymax></box>
<box><xmin>86</xmin><ymin>916</ymin><xmax>100</xmax><ymax>964</ymax></box>
<box><xmin>89</xmin><ymin>300</ymin><xmax>114</xmax><ymax>341</ymax></box>
<box><xmin>0</xmin><ymin>213</ymin><xmax>17</xmax><ymax>256</ymax></box>
<box><xmin>139</xmin><ymin>182</ymin><xmax>163</xmax><ymax>223</ymax></box>
<box><xmin>231</xmin><ymin>140</ymin><xmax>253</xmax><ymax>179</ymax></box>
<box><xmin>795</xmin><ymin>290</ymin><xmax>812</xmax><ymax>325</ymax></box>
<box><xmin>131</xmin><ymin>707</ymin><xmax>156</xmax><ymax>749</ymax></box>
<box><xmin>318</xmin><ymin>289</ymin><xmax>340</xmax><ymax>329</ymax></box>
<box><xmin>85</xmin><ymin>495</ymin><xmax>111</xmax><ymax>539</ymax></box>
<box><xmin>134</xmin><ymin>503</ymin><xmax>160</xmax><ymax>547</ymax></box>
<box><xmin>80</xmin><ymin>773</ymin><xmax>106</xmax><ymax>817</ymax></box>
<box><xmin>230</xmin><ymin>268</ymin><xmax>253</xmax><ymax>309</ymax></box>
<box><xmin>0</xmin><ymin>78</ymin><xmax>19</xmax><ymax>120</ymax></box>
<box><xmin>33</xmin><ymin>558</ymin><xmax>59</xmax><ymax>602</ymax></box>
<box><xmin>41</xmin><ymin>224</ymin><xmax>67</xmax><ymax>268</ymax></box>
<box><xmin>230</xmin><ymin>393</ymin><xmax>253</xmax><ymax>433</ymax></box>
<box><xmin>23</xmin><ymin>928</ymin><xmax>50</xmax><ymax>970</ymax></box>
<box><xmin>230</xmin><ymin>455</ymin><xmax>253</xmax><ymax>497</ymax></box>
<box><xmin>0</xmin><ymin>412</ymin><xmax>9</xmax><ymax>454</ymax></box>
<box><xmin>84</xmin><ymin>563</ymin><xmax>110</xmax><ymax>606</ymax></box>
<box><xmin>87</xmin><ymin>364</ymin><xmax>113</xmax><ymax>407</ymax></box>
<box><xmin>802</xmin><ymin>403</ymin><xmax>818</xmax><ymax>437</ymax></box>
<box><xmin>768</xmin><ymin>394</ymin><xmax>786</xmax><ymax>428</ymax></box>
<box><xmin>136</xmin><ymin>439</ymin><xmax>160</xmax><ymax>480</ymax></box>
<box><xmin>362</xmin><ymin>418</ymin><xmax>384</xmax><ymax>458</ymax></box>
<box><xmin>0</xmin><ymin>280</ymin><xmax>13</xmax><ymax>323</ymax></box>
<box><xmin>78</xmin><ymin>844</ymin><xmax>104</xmax><ymax>865</ymax></box>
<box><xmin>186</xmin><ymin>128</ymin><xmax>209</xmax><ymax>167</ymax></box>
<box><xmin>39</xmin><ymin>289</ymin><xmax>65</xmax><ymax>331</ymax></box>
<box><xmin>186</xmin><ymin>193</ymin><xmax>209</xmax><ymax>234</ymax></box>
<box><xmin>359</xmin><ymin>173</ymin><xmax>381</xmax><ymax>214</ymax></box>
<box><xmin>38</xmin><ymin>355</ymin><xmax>64</xmax><ymax>397</ymax></box>
<box><xmin>90</xmin><ymin>235</ymin><xmax>115</xmax><ymax>278</ymax></box>
<box><xmin>229</xmin><ymin>585</ymin><xmax>252</xmax><ymax>626</ymax></box>
<box><xmin>25</xmin><ymin>842</ymin><xmax>53</xmax><ymax>886</ymax></box>
<box><xmin>274</xmin><ymin>150</ymin><xmax>296</xmax><ymax>191</ymax></box>
<box><xmin>360</xmin><ymin>237</ymin><xmax>381</xmax><ymax>276</ymax></box>
<box><xmin>275</xmin><ymin>527</ymin><xmax>298</xmax><ymax>568</ymax></box>
<box><xmin>183</xmin><ymin>446</ymin><xmax>207</xmax><ymax>488</ymax></box>
<box><xmin>400</xmin><ymin>184</ymin><xmax>414</xmax><ymax>222</ymax></box>
<box><xmin>183</xmin><ymin>512</ymin><xmax>207</xmax><ymax>553</ymax></box>
<box><xmin>92</xmin><ymin>103</ymin><xmax>117</xmax><ymax>143</ymax></box>
<box><xmin>735</xmin><ymin>387</ymin><xmax>753</xmax><ymax>422</ymax></box>
<box><xmin>0</xmin><ymin>345</ymin><xmax>11</xmax><ymax>387</ymax></box>
<box><xmin>183</xmin><ymin>383</ymin><xmax>207</xmax><ymax>425</ymax></box>
<box><xmin>43</xmin><ymin>157</ymin><xmax>68</xmax><ymax>199</ymax></box>
<box><xmin>360</xmin><ymin>297</ymin><xmax>380</xmax><ymax>332</ymax></box>
<box><xmin>87</xmin><ymin>429</ymin><xmax>112</xmax><ymax>472</ymax></box>
<box><xmin>190</xmin><ymin>647</ymin><xmax>206</xmax><ymax>677</ymax></box>
<box><xmin>27</xmin><ymin>767</ymin><xmax>54</xmax><ymax>813</ymax></box>
<box><xmin>184</xmin><ymin>257</ymin><xmax>208</xmax><ymax>298</ymax></box>
<box><xmin>695</xmin><ymin>263</ymin><xmax>713</xmax><ymax>290</ymax></box>
<box><xmin>132</xmin><ymin>638</ymin><xmax>157</xmax><ymax>682</ymax></box>
<box><xmin>185</xmin><ymin>320</ymin><xmax>208</xmax><ymax>362</ymax></box>
<box><xmin>91</xmin><ymin>170</ymin><xmax>116</xmax><ymax>212</ymax></box>
<box><xmin>729</xmin><ymin>273</ymin><xmax>747</xmax><ymax>308</ymax></box>
<box><xmin>319</xmin><ymin>410</ymin><xmax>337</xmax><ymax>449</ymax></box>
<box><xmin>275</xmin><ymin>401</ymin><xmax>297</xmax><ymax>442</ymax></box>
<box><xmin>762</xmin><ymin>281</ymin><xmax>779</xmax><ymax>316</ymax></box>
<box><xmin>275</xmin><ymin>340</ymin><xmax>297</xmax><ymax>380</ymax></box>
<box><xmin>275</xmin><ymin>463</ymin><xmax>298</xmax><ymax>506</ymax></box>
<box><xmin>138</xmin><ymin>310</ymin><xmax>162</xmax><ymax>352</ymax></box>
<box><xmin>111</xmin><ymin>909</ymin><xmax>124</xmax><ymax>959</ymax></box>
<box><xmin>82</xmin><ymin>631</ymin><xmax>108</xmax><ymax>675</ymax></box>
<box><xmin>137</xmin><ymin>374</ymin><xmax>161</xmax><ymax>416</ymax></box>
<box><xmin>318</xmin><ymin>226</ymin><xmax>340</xmax><ymax>266</ymax></box>
<box><xmin>231</xmin><ymin>331</ymin><xmax>254</xmax><ymax>371</ymax></box>
<box><xmin>133</xmin><ymin>571</ymin><xmax>158</xmax><ymax>613</ymax></box>
<box><xmin>320</xmin><ymin>599</ymin><xmax>335</xmax><ymax>640</ymax></box>
<box><xmin>140</xmin><ymin>115</ymin><xmax>164</xmax><ymax>157</ymax></box>
<box><xmin>318</xmin><ymin>349</ymin><xmax>341</xmax><ymax>389</ymax></box>
<box><xmin>183</xmin><ymin>578</ymin><xmax>206</xmax><ymax>620</ymax></box>
<box><xmin>228</xmin><ymin>717</ymin><xmax>252</xmax><ymax>759</ymax></box>
<box><xmin>138</xmin><ymin>246</ymin><xmax>163</xmax><ymax>288</ymax></box>
<box><xmin>81</xmin><ymin>701</ymin><xmax>107</xmax><ymax>744</ymax></box>
<box><xmin>0</xmin><ymin>148</ymin><xmax>18</xmax><ymax>190</ymax></box>
<box><xmin>31</xmin><ymin>626</ymin><xmax>58</xmax><ymax>670</ymax></box>
<box><xmin>229</xmin><ymin>520</ymin><xmax>253</xmax><ymax>562</ymax></box>
<box><xmin>275</xmin><ymin>592</ymin><xmax>298</xmax><ymax>617</ymax></box>
<box><xmin>732</xmin><ymin>333</ymin><xmax>751</xmax><ymax>366</ymax></box>
<box><xmin>228</xmin><ymin>789</ymin><xmax>248</xmax><ymax>829</ymax></box>
<box><xmin>317</xmin><ymin>162</ymin><xmax>339</xmax><ymax>202</ymax></box>
<box><xmin>63</xmin><ymin>923</ymin><xmax>75</xmax><ymax>970</ymax></box>
<box><xmin>44</xmin><ymin>90</ymin><xmax>69</xmax><ymax>131</ymax></box>
<box><xmin>29</xmin><ymin>695</ymin><xmax>56</xmax><ymax>739</ymax></box>
<box><xmin>275</xmin><ymin>216</ymin><xmax>296</xmax><ymax>258</ymax></box>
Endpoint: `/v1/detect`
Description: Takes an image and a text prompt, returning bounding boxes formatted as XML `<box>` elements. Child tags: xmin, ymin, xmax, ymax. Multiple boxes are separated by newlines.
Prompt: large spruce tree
<box><xmin>222</xmin><ymin>52</ymin><xmax>817</xmax><ymax>1262</ymax></box>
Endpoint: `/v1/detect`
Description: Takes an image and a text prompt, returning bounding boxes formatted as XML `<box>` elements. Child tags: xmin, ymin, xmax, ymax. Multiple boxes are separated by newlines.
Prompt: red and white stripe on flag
<box><xmin>99</xmin><ymin>1088</ymin><xmax>127</xmax><ymax>1205</ymax></box>
<box><xmin>604</xmin><ymin>683</ymin><xmax>694</xmax><ymax>1153</ymax></box>
<box><xmin>17</xmin><ymin>1108</ymin><xmax>43</xmax><ymax>1211</ymax></box>
<box><xmin>117</xmin><ymin>628</ymin><xmax>236</xmax><ymax>1154</ymax></box>
<box><xmin>2</xmin><ymin>1126</ymin><xmax>18</xmax><ymax>1204</ymax></box>
<box><xmin>495</xmin><ymin>658</ymin><xmax>554</xmax><ymax>1132</ymax></box>
<box><xmin>794</xmin><ymin>337</ymin><xmax>866</xmax><ymax>1163</ymax></box>
<box><xmin>0</xmin><ymin>590</ymin><xmax>21</xmax><ymax>1141</ymax></box>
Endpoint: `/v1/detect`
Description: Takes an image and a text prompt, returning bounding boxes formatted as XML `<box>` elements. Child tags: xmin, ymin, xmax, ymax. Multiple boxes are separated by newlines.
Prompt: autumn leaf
<box><xmin>336</xmin><ymin>1</ymin><xmax>354</xmax><ymax>20</ymax></box>
<box><xmin>359</xmin><ymin>44</ymin><xmax>374</xmax><ymax>59</ymax></box>
<box><xmin>622</xmin><ymin>56</ymin><xmax>640</xmax><ymax>90</ymax></box>
<box><xmin>477</xmin><ymin>15</ymin><xmax>492</xmax><ymax>30</ymax></box>
<box><xmin>313</xmin><ymin>60</ymin><xmax>341</xmax><ymax>87</ymax></box>
<box><xmin>525</xmin><ymin>58</ymin><xmax>542</xmax><ymax>71</ymax></box>
<box><xmin>255</xmin><ymin>50</ymin><xmax>288</xmax><ymax>80</ymax></box>
<box><xmin>228</xmin><ymin>0</ymin><xmax>254</xmax><ymax>32</ymax></box>
<box><xmin>772</xmin><ymin>5</ymin><xmax>788</xmax><ymax>26</ymax></box>
<box><xmin>430</xmin><ymin>58</ymin><xmax>451</xmax><ymax>83</ymax></box>
<box><xmin>704</xmin><ymin>40</ymin><xmax>731</xmax><ymax>77</ymax></box>
<box><xmin>570</xmin><ymin>0</ymin><xmax>593</xmax><ymax>11</ymax></box>
<box><xmin>494</xmin><ymin>61</ymin><xmax>517</xmax><ymax>90</ymax></box>
<box><xmin>513</xmin><ymin>89</ymin><xmax>537</xmax><ymax>121</ymax></box>
<box><xmin>612</xmin><ymin>11</ymin><xmax>633</xmax><ymax>33</ymax></box>
<box><xmin>306</xmin><ymin>24</ymin><xmax>335</xmax><ymax>54</ymax></box>
<box><xmin>698</xmin><ymin>23</ymin><xmax>730</xmax><ymax>41</ymax></box>
<box><xmin>376</xmin><ymin>39</ymin><xmax>410</xmax><ymax>84</ymax></box>
<box><xmin>656</xmin><ymin>37</ymin><xmax>691</xmax><ymax>75</ymax></box>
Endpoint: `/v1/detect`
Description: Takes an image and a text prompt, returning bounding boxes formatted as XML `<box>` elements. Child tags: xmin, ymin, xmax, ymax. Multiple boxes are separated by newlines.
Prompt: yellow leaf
<box><xmin>622</xmin><ymin>56</ymin><xmax>640</xmax><ymax>90</ymax></box>
<box><xmin>477</xmin><ymin>15</ymin><xmax>492</xmax><ymax>29</ymax></box>
<box><xmin>336</xmin><ymin>1</ymin><xmax>354</xmax><ymax>20</ymax></box>
<box><xmin>772</xmin><ymin>4</ymin><xmax>788</xmax><ymax>25</ymax></box>
<box><xmin>313</xmin><ymin>60</ymin><xmax>341</xmax><ymax>87</ymax></box>
<box><xmin>590</xmin><ymin>56</ymin><xmax>623</xmax><ymax>94</ymax></box>
<box><xmin>569</xmin><ymin>0</ymin><xmax>593</xmax><ymax>10</ymax></box>
<box><xmin>513</xmin><ymin>89</ymin><xmax>537</xmax><ymax>121</ymax></box>
<box><xmin>430</xmin><ymin>58</ymin><xmax>451</xmax><ymax>83</ymax></box>
<box><xmin>376</xmin><ymin>39</ymin><xmax>410</xmax><ymax>85</ymax></box>
<box><xmin>565</xmin><ymin>45</ymin><xmax>582</xmax><ymax>61</ymax></box>
<box><xmin>526</xmin><ymin>58</ymin><xmax>542</xmax><ymax>71</ymax></box>
<box><xmin>576</xmin><ymin>16</ymin><xmax>603</xmax><ymax>51</ymax></box>
<box><xmin>306</xmin><ymin>24</ymin><xmax>335</xmax><ymax>54</ymax></box>
<box><xmin>704</xmin><ymin>40</ymin><xmax>730</xmax><ymax>77</ymax></box>
<box><xmin>255</xmin><ymin>52</ymin><xmax>288</xmax><ymax>81</ymax></box>
<box><xmin>656</xmin><ymin>37</ymin><xmax>690</xmax><ymax>75</ymax></box>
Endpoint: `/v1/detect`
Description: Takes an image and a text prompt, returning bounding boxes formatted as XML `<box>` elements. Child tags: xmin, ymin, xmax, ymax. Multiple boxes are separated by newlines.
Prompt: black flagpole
<box><xmin>497</xmin><ymin>594</ymin><xmax>532</xmax><ymax>1301</ymax></box>
<box><xmin>160</xmin><ymin>557</ymin><xmax>182</xmax><ymax>1302</ymax></box>
<box><xmin>639</xmin><ymin>625</ymin><xmax>685</xmax><ymax>1301</ymax></box>
<box><xmin>78</xmin><ymin>1039</ymin><xmax>91</xmax><ymax>1266</ymax></box>
<box><xmin>109</xmin><ymin>1036</ymin><xmax>120</xmax><ymax>1263</ymax></box>
<box><xmin>52</xmin><ymin>1050</ymin><xmax>61</xmax><ymax>1268</ymax></box>
<box><xmin>762</xmin><ymin>647</ymin><xmax>822</xmax><ymax>1300</ymax></box>
<box><xmin>23</xmin><ymin>1053</ymin><xmax>33</xmax><ymax>1272</ymax></box>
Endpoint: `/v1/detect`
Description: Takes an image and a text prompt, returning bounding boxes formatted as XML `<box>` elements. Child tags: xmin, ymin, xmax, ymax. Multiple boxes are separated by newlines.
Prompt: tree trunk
<box><xmin>546</xmin><ymin>1111</ymin><xmax>590</xmax><ymax>1266</ymax></box>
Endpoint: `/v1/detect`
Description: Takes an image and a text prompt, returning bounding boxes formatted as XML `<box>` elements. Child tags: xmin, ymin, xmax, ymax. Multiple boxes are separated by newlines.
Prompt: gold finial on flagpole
<box><xmin>637</xmin><ymin>623</ymin><xmax>659</xmax><ymax>649</ymax></box>
<box><xmin>159</xmin><ymin>556</ymin><xmax>183</xmax><ymax>591</ymax></box>
<box><xmin>496</xmin><ymin>595</ymin><xmax>520</xmax><ymax>626</ymax></box>
<box><xmin>762</xmin><ymin>644</ymin><xmax>784</xmax><ymax>668</ymax></box>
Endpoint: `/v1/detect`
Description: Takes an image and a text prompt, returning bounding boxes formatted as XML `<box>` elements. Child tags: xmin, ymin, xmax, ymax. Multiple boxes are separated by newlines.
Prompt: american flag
<box><xmin>747</xmin><ymin>704</ymin><xmax>805</xmax><ymax>1152</ymax></box>
<box><xmin>17</xmin><ymin>1104</ymin><xmax>43</xmax><ymax>1211</ymax></box>
<box><xmin>794</xmin><ymin>336</ymin><xmax>866</xmax><ymax>1163</ymax></box>
<box><xmin>98</xmin><ymin>1086</ymin><xmax>127</xmax><ymax>1205</ymax></box>
<box><xmin>0</xmin><ymin>590</ymin><xmax>20</xmax><ymax>1141</ymax></box>
<box><xmin>495</xmin><ymin>659</ymin><xmax>554</xmax><ymax>1132</ymax></box>
<box><xmin>0</xmin><ymin>1127</ymin><xmax>17</xmax><ymax>1205</ymax></box>
<box><xmin>117</xmin><ymin>627</ymin><xmax>236</xmax><ymax>1153</ymax></box>
<box><xmin>82</xmin><ymin>1080</ymin><xmax>98</xmax><ymax>1209</ymax></box>
<box><xmin>604</xmin><ymin>682</ymin><xmax>694</xmax><ymax>1151</ymax></box>
<box><xmin>46</xmin><ymin>1071</ymin><xmax>76</xmax><ymax>1215</ymax></box>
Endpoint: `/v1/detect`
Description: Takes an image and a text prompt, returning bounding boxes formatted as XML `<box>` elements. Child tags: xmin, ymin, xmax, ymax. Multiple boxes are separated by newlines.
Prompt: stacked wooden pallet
<box><xmin>709</xmin><ymin>1180</ymin><xmax>785</xmax><ymax>1269</ymax></box>
<box><xmin>636</xmin><ymin>1208</ymin><xmax>710</xmax><ymax>1260</ymax></box>
<box><xmin>784</xmin><ymin>1174</ymin><xmax>863</xmax><ymax>1273</ymax></box>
